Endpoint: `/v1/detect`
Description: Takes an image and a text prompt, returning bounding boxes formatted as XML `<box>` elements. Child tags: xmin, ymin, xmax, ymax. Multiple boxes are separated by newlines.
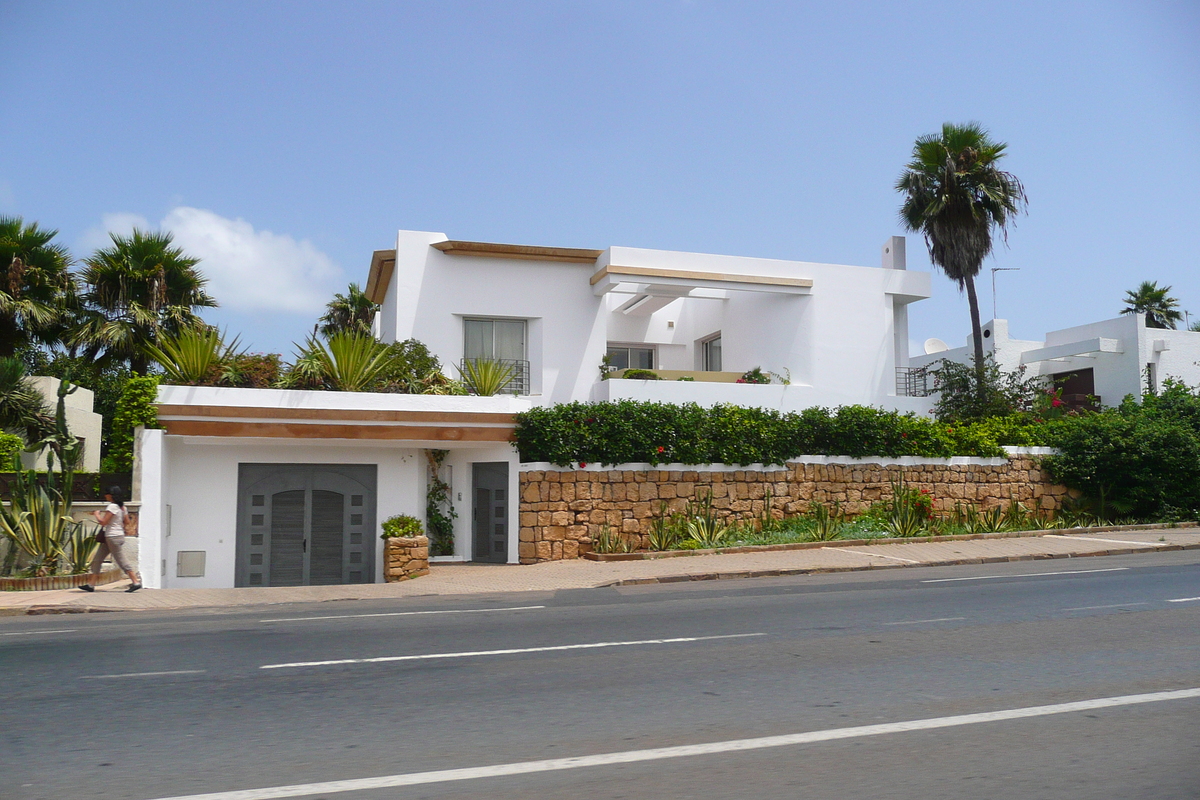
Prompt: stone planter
<box><xmin>0</xmin><ymin>568</ymin><xmax>124</xmax><ymax>592</ymax></box>
<box><xmin>384</xmin><ymin>536</ymin><xmax>430</xmax><ymax>582</ymax></box>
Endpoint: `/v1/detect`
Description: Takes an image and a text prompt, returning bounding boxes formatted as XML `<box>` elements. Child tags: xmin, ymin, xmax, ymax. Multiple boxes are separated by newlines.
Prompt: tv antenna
<box><xmin>991</xmin><ymin>267</ymin><xmax>1020</xmax><ymax>320</ymax></box>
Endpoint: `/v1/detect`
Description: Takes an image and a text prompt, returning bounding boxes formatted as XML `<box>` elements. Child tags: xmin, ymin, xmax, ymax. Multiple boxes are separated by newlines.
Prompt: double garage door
<box><xmin>235</xmin><ymin>464</ymin><xmax>377</xmax><ymax>587</ymax></box>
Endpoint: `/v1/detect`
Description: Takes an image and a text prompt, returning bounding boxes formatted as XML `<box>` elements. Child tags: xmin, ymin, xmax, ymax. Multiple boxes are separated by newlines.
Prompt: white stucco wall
<box><xmin>23</xmin><ymin>376</ymin><xmax>103</xmax><ymax>472</ymax></box>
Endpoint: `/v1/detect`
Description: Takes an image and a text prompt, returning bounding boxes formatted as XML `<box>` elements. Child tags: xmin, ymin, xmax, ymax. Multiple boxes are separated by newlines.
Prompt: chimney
<box><xmin>882</xmin><ymin>236</ymin><xmax>906</xmax><ymax>270</ymax></box>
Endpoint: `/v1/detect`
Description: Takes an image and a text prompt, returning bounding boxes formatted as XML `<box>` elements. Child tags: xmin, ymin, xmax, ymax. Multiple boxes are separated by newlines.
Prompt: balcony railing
<box><xmin>896</xmin><ymin>366</ymin><xmax>933</xmax><ymax>397</ymax></box>
<box><xmin>460</xmin><ymin>358</ymin><xmax>530</xmax><ymax>395</ymax></box>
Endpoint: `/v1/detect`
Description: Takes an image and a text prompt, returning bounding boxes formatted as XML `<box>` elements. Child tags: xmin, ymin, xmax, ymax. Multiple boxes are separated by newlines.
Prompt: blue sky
<box><xmin>2</xmin><ymin>0</ymin><xmax>1197</xmax><ymax>357</ymax></box>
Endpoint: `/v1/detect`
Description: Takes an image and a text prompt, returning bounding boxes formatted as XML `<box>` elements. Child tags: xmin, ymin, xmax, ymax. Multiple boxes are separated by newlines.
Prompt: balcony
<box><xmin>896</xmin><ymin>366</ymin><xmax>933</xmax><ymax>398</ymax></box>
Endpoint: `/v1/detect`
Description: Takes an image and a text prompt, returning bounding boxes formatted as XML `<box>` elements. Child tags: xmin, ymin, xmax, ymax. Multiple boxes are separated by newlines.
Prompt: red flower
<box><xmin>656</xmin><ymin>446</ymin><xmax>665</xmax><ymax>453</ymax></box>
<box><xmin>579</xmin><ymin>462</ymin><xmax>588</xmax><ymax>468</ymax></box>
<box><xmin>1051</xmin><ymin>398</ymin><xmax>1063</xmax><ymax>408</ymax></box>
<box><xmin>900</xmin><ymin>432</ymin><xmax>908</xmax><ymax>438</ymax></box>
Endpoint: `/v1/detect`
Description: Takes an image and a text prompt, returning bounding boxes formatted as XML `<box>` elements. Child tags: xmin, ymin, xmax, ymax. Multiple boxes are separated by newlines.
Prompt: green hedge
<box><xmin>513</xmin><ymin>401</ymin><xmax>1048</xmax><ymax>466</ymax></box>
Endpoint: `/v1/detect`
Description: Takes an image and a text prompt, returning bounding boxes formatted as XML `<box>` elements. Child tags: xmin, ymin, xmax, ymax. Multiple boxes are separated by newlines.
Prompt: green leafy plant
<box><xmin>144</xmin><ymin>326</ymin><xmax>244</xmax><ymax>385</ymax></box>
<box><xmin>591</xmin><ymin>523</ymin><xmax>636</xmax><ymax>554</ymax></box>
<box><xmin>621</xmin><ymin>369</ymin><xmax>660</xmax><ymax>381</ymax></box>
<box><xmin>105</xmin><ymin>375</ymin><xmax>160</xmax><ymax>472</ymax></box>
<box><xmin>0</xmin><ymin>432</ymin><xmax>23</xmax><ymax>464</ymax></box>
<box><xmin>737</xmin><ymin>367</ymin><xmax>770</xmax><ymax>384</ymax></box>
<box><xmin>310</xmin><ymin>332</ymin><xmax>390</xmax><ymax>392</ymax></box>
<box><xmin>685</xmin><ymin>491</ymin><xmax>729</xmax><ymax>548</ymax></box>
<box><xmin>457</xmin><ymin>358</ymin><xmax>517</xmax><ymax>396</ymax></box>
<box><xmin>380</xmin><ymin>514</ymin><xmax>424</xmax><ymax>539</ymax></box>
<box><xmin>807</xmin><ymin>500</ymin><xmax>844</xmax><ymax>541</ymax></box>
<box><xmin>930</xmin><ymin>355</ymin><xmax>1046</xmax><ymax>422</ymax></box>
<box><xmin>425</xmin><ymin>450</ymin><xmax>457</xmax><ymax>556</ymax></box>
<box><xmin>881</xmin><ymin>481</ymin><xmax>933</xmax><ymax>537</ymax></box>
<box><xmin>647</xmin><ymin>501</ymin><xmax>685</xmax><ymax>551</ymax></box>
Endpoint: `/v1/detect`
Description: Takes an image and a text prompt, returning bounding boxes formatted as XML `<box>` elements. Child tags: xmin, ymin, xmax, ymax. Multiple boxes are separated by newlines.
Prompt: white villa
<box><xmin>135</xmin><ymin>230</ymin><xmax>935</xmax><ymax>589</ymax></box>
<box><xmin>910</xmin><ymin>314</ymin><xmax>1200</xmax><ymax>408</ymax></box>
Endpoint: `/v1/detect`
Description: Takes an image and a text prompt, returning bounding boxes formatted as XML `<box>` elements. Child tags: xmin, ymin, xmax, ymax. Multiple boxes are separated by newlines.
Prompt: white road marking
<box><xmin>259</xmin><ymin>633</ymin><xmax>766</xmax><ymax>670</ymax></box>
<box><xmin>1048</xmin><ymin>534</ymin><xmax>1164</xmax><ymax>547</ymax></box>
<box><xmin>883</xmin><ymin>617</ymin><xmax>965</xmax><ymax>625</ymax></box>
<box><xmin>1</xmin><ymin>629</ymin><xmax>78</xmax><ymax>636</ymax></box>
<box><xmin>142</xmin><ymin>686</ymin><xmax>1200</xmax><ymax>800</ymax></box>
<box><xmin>1167</xmin><ymin>596</ymin><xmax>1200</xmax><ymax>603</ymax></box>
<box><xmin>260</xmin><ymin>605</ymin><xmax>545</xmax><ymax>623</ymax></box>
<box><xmin>832</xmin><ymin>548</ymin><xmax>918</xmax><ymax>564</ymax></box>
<box><xmin>922</xmin><ymin>567</ymin><xmax>1128</xmax><ymax>583</ymax></box>
<box><xmin>1063</xmin><ymin>603</ymin><xmax>1150</xmax><ymax>611</ymax></box>
<box><xmin>82</xmin><ymin>670</ymin><xmax>207</xmax><ymax>679</ymax></box>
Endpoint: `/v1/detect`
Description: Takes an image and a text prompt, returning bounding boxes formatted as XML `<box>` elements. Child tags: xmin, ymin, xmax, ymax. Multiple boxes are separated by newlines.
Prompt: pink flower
<box><xmin>1051</xmin><ymin>398</ymin><xmax>1063</xmax><ymax>408</ymax></box>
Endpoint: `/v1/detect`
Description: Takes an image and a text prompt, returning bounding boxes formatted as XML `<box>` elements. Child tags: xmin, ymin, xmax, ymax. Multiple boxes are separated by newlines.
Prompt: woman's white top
<box><xmin>104</xmin><ymin>503</ymin><xmax>126</xmax><ymax>538</ymax></box>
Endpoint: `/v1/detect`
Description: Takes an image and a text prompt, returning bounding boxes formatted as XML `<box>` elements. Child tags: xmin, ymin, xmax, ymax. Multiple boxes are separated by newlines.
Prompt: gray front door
<box><xmin>236</xmin><ymin>464</ymin><xmax>377</xmax><ymax>587</ymax></box>
<box><xmin>472</xmin><ymin>462</ymin><xmax>508</xmax><ymax>563</ymax></box>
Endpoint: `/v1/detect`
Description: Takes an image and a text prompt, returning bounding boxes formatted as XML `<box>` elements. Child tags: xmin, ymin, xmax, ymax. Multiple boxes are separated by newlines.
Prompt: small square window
<box><xmin>349</xmin><ymin>571</ymin><xmax>363</xmax><ymax>583</ymax></box>
<box><xmin>351</xmin><ymin>495</ymin><xmax>363</xmax><ymax>507</ymax></box>
<box><xmin>252</xmin><ymin>495</ymin><xmax>265</xmax><ymax>507</ymax></box>
<box><xmin>251</xmin><ymin>533</ymin><xmax>264</xmax><ymax>546</ymax></box>
<box><xmin>349</xmin><ymin>552</ymin><xmax>362</xmax><ymax>564</ymax></box>
<box><xmin>350</xmin><ymin>513</ymin><xmax>363</xmax><ymax>526</ymax></box>
<box><xmin>350</xmin><ymin>532</ymin><xmax>362</xmax><ymax>544</ymax></box>
<box><xmin>249</xmin><ymin>573</ymin><xmax>263</xmax><ymax>585</ymax></box>
<box><xmin>251</xmin><ymin>514</ymin><xmax>264</xmax><ymax>526</ymax></box>
<box><xmin>250</xmin><ymin>553</ymin><xmax>263</xmax><ymax>565</ymax></box>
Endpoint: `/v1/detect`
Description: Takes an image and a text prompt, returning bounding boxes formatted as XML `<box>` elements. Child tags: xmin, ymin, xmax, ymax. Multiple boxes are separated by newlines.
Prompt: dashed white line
<box><xmin>1063</xmin><ymin>603</ymin><xmax>1150</xmax><ymax>612</ymax></box>
<box><xmin>1</xmin><ymin>629</ymin><xmax>78</xmax><ymax>636</ymax></box>
<box><xmin>82</xmin><ymin>670</ymin><xmax>207</xmax><ymax>679</ymax></box>
<box><xmin>922</xmin><ymin>567</ymin><xmax>1128</xmax><ymax>583</ymax></box>
<box><xmin>1167</xmin><ymin>596</ymin><xmax>1200</xmax><ymax>603</ymax></box>
<box><xmin>260</xmin><ymin>605</ymin><xmax>545</xmax><ymax>623</ymax></box>
<box><xmin>142</xmin><ymin>686</ymin><xmax>1200</xmax><ymax>800</ymax></box>
<box><xmin>259</xmin><ymin>633</ymin><xmax>766</xmax><ymax>670</ymax></box>
<box><xmin>883</xmin><ymin>617</ymin><xmax>965</xmax><ymax>625</ymax></box>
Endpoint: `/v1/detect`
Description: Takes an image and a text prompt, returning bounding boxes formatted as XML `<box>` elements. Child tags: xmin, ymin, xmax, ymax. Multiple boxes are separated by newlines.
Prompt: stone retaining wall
<box><xmin>517</xmin><ymin>456</ymin><xmax>1071</xmax><ymax>564</ymax></box>
<box><xmin>384</xmin><ymin>536</ymin><xmax>430</xmax><ymax>581</ymax></box>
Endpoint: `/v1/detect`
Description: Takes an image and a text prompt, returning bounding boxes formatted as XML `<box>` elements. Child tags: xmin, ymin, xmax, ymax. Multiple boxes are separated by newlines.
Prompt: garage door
<box><xmin>235</xmin><ymin>464</ymin><xmax>377</xmax><ymax>587</ymax></box>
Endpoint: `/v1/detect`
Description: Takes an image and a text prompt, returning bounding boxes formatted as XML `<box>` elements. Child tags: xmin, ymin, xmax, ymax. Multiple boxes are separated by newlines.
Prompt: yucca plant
<box><xmin>684</xmin><ymin>491</ymin><xmax>729</xmax><ymax>548</ymax></box>
<box><xmin>66</xmin><ymin>519</ymin><xmax>99</xmax><ymax>574</ymax></box>
<box><xmin>592</xmin><ymin>523</ymin><xmax>637</xmax><ymax>554</ymax></box>
<box><xmin>456</xmin><ymin>358</ymin><xmax>516</xmax><ymax>396</ymax></box>
<box><xmin>647</xmin><ymin>502</ymin><xmax>684</xmax><ymax>551</ymax></box>
<box><xmin>302</xmin><ymin>331</ymin><xmax>390</xmax><ymax>392</ymax></box>
<box><xmin>143</xmin><ymin>325</ymin><xmax>243</xmax><ymax>384</ymax></box>
<box><xmin>882</xmin><ymin>480</ymin><xmax>930</xmax><ymax>537</ymax></box>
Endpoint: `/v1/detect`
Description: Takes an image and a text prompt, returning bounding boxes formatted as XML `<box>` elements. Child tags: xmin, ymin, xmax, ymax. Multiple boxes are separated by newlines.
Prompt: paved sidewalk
<box><xmin>2</xmin><ymin>528</ymin><xmax>1197</xmax><ymax>615</ymax></box>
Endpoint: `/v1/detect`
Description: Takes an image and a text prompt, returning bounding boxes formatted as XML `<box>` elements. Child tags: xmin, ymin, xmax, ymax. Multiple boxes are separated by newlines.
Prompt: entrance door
<box><xmin>236</xmin><ymin>464</ymin><xmax>377</xmax><ymax>587</ymax></box>
<box><xmin>472</xmin><ymin>462</ymin><xmax>509</xmax><ymax>563</ymax></box>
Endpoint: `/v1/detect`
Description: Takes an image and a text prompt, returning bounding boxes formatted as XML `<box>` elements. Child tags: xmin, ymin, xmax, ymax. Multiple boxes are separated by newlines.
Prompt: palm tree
<box><xmin>77</xmin><ymin>229</ymin><xmax>216</xmax><ymax>373</ymax></box>
<box><xmin>0</xmin><ymin>216</ymin><xmax>76</xmax><ymax>359</ymax></box>
<box><xmin>0</xmin><ymin>356</ymin><xmax>52</xmax><ymax>444</ymax></box>
<box><xmin>896</xmin><ymin>122</ymin><xmax>1027</xmax><ymax>401</ymax></box>
<box><xmin>1120</xmin><ymin>281</ymin><xmax>1182</xmax><ymax>329</ymax></box>
<box><xmin>318</xmin><ymin>283</ymin><xmax>378</xmax><ymax>337</ymax></box>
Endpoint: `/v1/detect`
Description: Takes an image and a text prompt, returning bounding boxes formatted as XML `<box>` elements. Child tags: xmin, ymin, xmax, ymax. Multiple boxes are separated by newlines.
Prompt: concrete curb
<box><xmin>601</xmin><ymin>541</ymin><xmax>1200</xmax><ymax>586</ymax></box>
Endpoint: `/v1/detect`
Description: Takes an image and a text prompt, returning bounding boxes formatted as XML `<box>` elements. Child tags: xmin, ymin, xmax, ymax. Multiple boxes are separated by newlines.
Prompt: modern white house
<box><xmin>135</xmin><ymin>230</ymin><xmax>936</xmax><ymax>589</ymax></box>
<box><xmin>910</xmin><ymin>314</ymin><xmax>1200</xmax><ymax>408</ymax></box>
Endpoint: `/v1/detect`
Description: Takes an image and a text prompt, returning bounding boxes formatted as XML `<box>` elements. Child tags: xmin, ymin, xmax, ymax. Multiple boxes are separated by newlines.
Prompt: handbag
<box><xmin>96</xmin><ymin>529</ymin><xmax>106</xmax><ymax>543</ymax></box>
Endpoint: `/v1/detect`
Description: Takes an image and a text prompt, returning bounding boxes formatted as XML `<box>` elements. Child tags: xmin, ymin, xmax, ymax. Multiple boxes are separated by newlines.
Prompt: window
<box><xmin>606</xmin><ymin>345</ymin><xmax>655</xmax><ymax>371</ymax></box>
<box><xmin>463</xmin><ymin>318</ymin><xmax>530</xmax><ymax>394</ymax></box>
<box><xmin>702</xmin><ymin>334</ymin><xmax>722</xmax><ymax>371</ymax></box>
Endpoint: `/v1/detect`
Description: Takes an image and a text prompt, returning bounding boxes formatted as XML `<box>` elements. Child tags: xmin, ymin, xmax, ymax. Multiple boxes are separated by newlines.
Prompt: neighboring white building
<box><xmin>23</xmin><ymin>377</ymin><xmax>103</xmax><ymax>473</ymax></box>
<box><xmin>136</xmin><ymin>231</ymin><xmax>935</xmax><ymax>588</ymax></box>
<box><xmin>367</xmin><ymin>231</ymin><xmax>934</xmax><ymax>414</ymax></box>
<box><xmin>910</xmin><ymin>315</ymin><xmax>1200</xmax><ymax>407</ymax></box>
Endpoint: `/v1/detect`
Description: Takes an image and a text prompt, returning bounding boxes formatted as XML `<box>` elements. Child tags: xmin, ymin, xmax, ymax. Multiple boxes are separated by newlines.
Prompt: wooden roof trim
<box><xmin>156</xmin><ymin>404</ymin><xmax>517</xmax><ymax>426</ymax></box>
<box><xmin>432</xmin><ymin>240</ymin><xmax>603</xmax><ymax>264</ymax></box>
<box><xmin>161</xmin><ymin>419</ymin><xmax>514</xmax><ymax>442</ymax></box>
<box><xmin>590</xmin><ymin>264</ymin><xmax>813</xmax><ymax>289</ymax></box>
<box><xmin>365</xmin><ymin>249</ymin><xmax>396</xmax><ymax>304</ymax></box>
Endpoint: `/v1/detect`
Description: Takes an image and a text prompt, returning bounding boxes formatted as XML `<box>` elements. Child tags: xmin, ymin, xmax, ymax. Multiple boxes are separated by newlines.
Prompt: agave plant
<box><xmin>144</xmin><ymin>326</ymin><xmax>243</xmax><ymax>385</ymax></box>
<box><xmin>66</xmin><ymin>519</ymin><xmax>100</xmax><ymax>574</ymax></box>
<box><xmin>456</xmin><ymin>358</ymin><xmax>516</xmax><ymax>396</ymax></box>
<box><xmin>0</xmin><ymin>464</ymin><xmax>74</xmax><ymax>576</ymax></box>
<box><xmin>647</xmin><ymin>502</ymin><xmax>684</xmax><ymax>551</ymax></box>
<box><xmin>287</xmin><ymin>332</ymin><xmax>390</xmax><ymax>392</ymax></box>
<box><xmin>684</xmin><ymin>491</ymin><xmax>729</xmax><ymax>548</ymax></box>
<box><xmin>808</xmin><ymin>500</ymin><xmax>844</xmax><ymax>542</ymax></box>
<box><xmin>591</xmin><ymin>523</ymin><xmax>637</xmax><ymax>554</ymax></box>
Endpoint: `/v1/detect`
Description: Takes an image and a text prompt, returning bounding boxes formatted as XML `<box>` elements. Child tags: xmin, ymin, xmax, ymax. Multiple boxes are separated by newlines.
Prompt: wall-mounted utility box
<box><xmin>176</xmin><ymin>551</ymin><xmax>206</xmax><ymax>578</ymax></box>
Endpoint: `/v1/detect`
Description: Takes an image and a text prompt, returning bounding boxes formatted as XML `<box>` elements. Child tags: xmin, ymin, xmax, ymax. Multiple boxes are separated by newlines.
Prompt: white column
<box><xmin>133</xmin><ymin>427</ymin><xmax>166</xmax><ymax>589</ymax></box>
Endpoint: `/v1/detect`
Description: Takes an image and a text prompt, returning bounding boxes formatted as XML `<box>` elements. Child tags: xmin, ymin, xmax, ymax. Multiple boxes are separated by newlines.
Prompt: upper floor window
<box><xmin>702</xmin><ymin>334</ymin><xmax>722</xmax><ymax>371</ymax></box>
<box><xmin>463</xmin><ymin>318</ymin><xmax>528</xmax><ymax>394</ymax></box>
<box><xmin>607</xmin><ymin>345</ymin><xmax>654</xmax><ymax>371</ymax></box>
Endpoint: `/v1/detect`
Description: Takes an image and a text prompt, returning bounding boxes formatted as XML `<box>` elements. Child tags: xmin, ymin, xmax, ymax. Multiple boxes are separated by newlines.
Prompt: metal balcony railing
<box><xmin>459</xmin><ymin>358</ymin><xmax>530</xmax><ymax>395</ymax></box>
<box><xmin>896</xmin><ymin>366</ymin><xmax>933</xmax><ymax>397</ymax></box>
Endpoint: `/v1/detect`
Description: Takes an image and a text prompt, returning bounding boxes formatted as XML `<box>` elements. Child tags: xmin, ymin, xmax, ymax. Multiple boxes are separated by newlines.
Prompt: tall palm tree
<box><xmin>77</xmin><ymin>229</ymin><xmax>216</xmax><ymax>373</ymax></box>
<box><xmin>896</xmin><ymin>122</ymin><xmax>1027</xmax><ymax>400</ymax></box>
<box><xmin>1121</xmin><ymin>281</ymin><xmax>1182</xmax><ymax>329</ymax></box>
<box><xmin>318</xmin><ymin>283</ymin><xmax>378</xmax><ymax>337</ymax></box>
<box><xmin>0</xmin><ymin>216</ymin><xmax>76</xmax><ymax>359</ymax></box>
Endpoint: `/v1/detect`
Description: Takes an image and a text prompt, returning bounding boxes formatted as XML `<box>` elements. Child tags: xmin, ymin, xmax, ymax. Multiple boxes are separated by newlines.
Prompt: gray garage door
<box><xmin>236</xmin><ymin>464</ymin><xmax>377</xmax><ymax>587</ymax></box>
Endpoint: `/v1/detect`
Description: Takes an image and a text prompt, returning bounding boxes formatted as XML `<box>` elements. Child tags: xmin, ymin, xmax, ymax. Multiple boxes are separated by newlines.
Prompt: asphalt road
<box><xmin>3</xmin><ymin>550</ymin><xmax>1199</xmax><ymax>800</ymax></box>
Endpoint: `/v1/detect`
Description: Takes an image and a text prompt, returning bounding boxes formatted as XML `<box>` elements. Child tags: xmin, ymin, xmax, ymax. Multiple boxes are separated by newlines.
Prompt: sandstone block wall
<box><xmin>384</xmin><ymin>536</ymin><xmax>430</xmax><ymax>581</ymax></box>
<box><xmin>517</xmin><ymin>457</ymin><xmax>1070</xmax><ymax>564</ymax></box>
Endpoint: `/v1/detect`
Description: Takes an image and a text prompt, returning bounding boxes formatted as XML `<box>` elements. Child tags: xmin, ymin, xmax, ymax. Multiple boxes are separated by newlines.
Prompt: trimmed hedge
<box><xmin>513</xmin><ymin>401</ymin><xmax>1047</xmax><ymax>466</ymax></box>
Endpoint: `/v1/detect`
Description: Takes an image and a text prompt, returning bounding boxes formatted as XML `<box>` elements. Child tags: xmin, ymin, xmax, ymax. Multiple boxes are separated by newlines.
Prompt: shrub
<box><xmin>0</xmin><ymin>433</ymin><xmax>23</xmax><ymax>465</ymax></box>
<box><xmin>105</xmin><ymin>376</ymin><xmax>160</xmax><ymax>472</ymax></box>
<box><xmin>931</xmin><ymin>355</ymin><xmax>1045</xmax><ymax>422</ymax></box>
<box><xmin>737</xmin><ymin>367</ymin><xmax>770</xmax><ymax>384</ymax></box>
<box><xmin>622</xmin><ymin>369</ymin><xmax>659</xmax><ymax>380</ymax></box>
<box><xmin>380</xmin><ymin>514</ymin><xmax>424</xmax><ymax>539</ymax></box>
<box><xmin>512</xmin><ymin>400</ymin><xmax>1044</xmax><ymax>466</ymax></box>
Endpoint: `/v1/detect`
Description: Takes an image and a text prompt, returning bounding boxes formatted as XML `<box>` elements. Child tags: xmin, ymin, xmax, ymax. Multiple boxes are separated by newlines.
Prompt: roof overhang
<box><xmin>1019</xmin><ymin>337</ymin><xmax>1124</xmax><ymax>364</ymax></box>
<box><xmin>432</xmin><ymin>240</ymin><xmax>603</xmax><ymax>264</ymax></box>
<box><xmin>591</xmin><ymin>264</ymin><xmax>812</xmax><ymax>297</ymax></box>
<box><xmin>365</xmin><ymin>249</ymin><xmax>396</xmax><ymax>304</ymax></box>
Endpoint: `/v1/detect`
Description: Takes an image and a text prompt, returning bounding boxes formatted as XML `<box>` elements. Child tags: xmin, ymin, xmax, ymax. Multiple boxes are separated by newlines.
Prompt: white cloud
<box><xmin>76</xmin><ymin>212</ymin><xmax>151</xmax><ymax>253</ymax></box>
<box><xmin>81</xmin><ymin>207</ymin><xmax>343</xmax><ymax>315</ymax></box>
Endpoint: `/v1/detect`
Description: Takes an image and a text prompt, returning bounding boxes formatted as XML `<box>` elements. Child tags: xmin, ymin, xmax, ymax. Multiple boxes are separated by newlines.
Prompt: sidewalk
<box><xmin>3</xmin><ymin>528</ymin><xmax>1198</xmax><ymax>615</ymax></box>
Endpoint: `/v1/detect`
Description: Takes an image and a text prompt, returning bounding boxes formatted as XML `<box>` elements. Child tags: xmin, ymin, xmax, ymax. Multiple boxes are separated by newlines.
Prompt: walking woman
<box><xmin>80</xmin><ymin>486</ymin><xmax>141</xmax><ymax>592</ymax></box>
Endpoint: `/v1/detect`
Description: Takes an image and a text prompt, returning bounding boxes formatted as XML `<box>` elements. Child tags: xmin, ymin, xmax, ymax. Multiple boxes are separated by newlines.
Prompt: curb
<box><xmin>600</xmin><ymin>541</ymin><xmax>1200</xmax><ymax>586</ymax></box>
<box><xmin>584</xmin><ymin>522</ymin><xmax>1200</xmax><ymax>561</ymax></box>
